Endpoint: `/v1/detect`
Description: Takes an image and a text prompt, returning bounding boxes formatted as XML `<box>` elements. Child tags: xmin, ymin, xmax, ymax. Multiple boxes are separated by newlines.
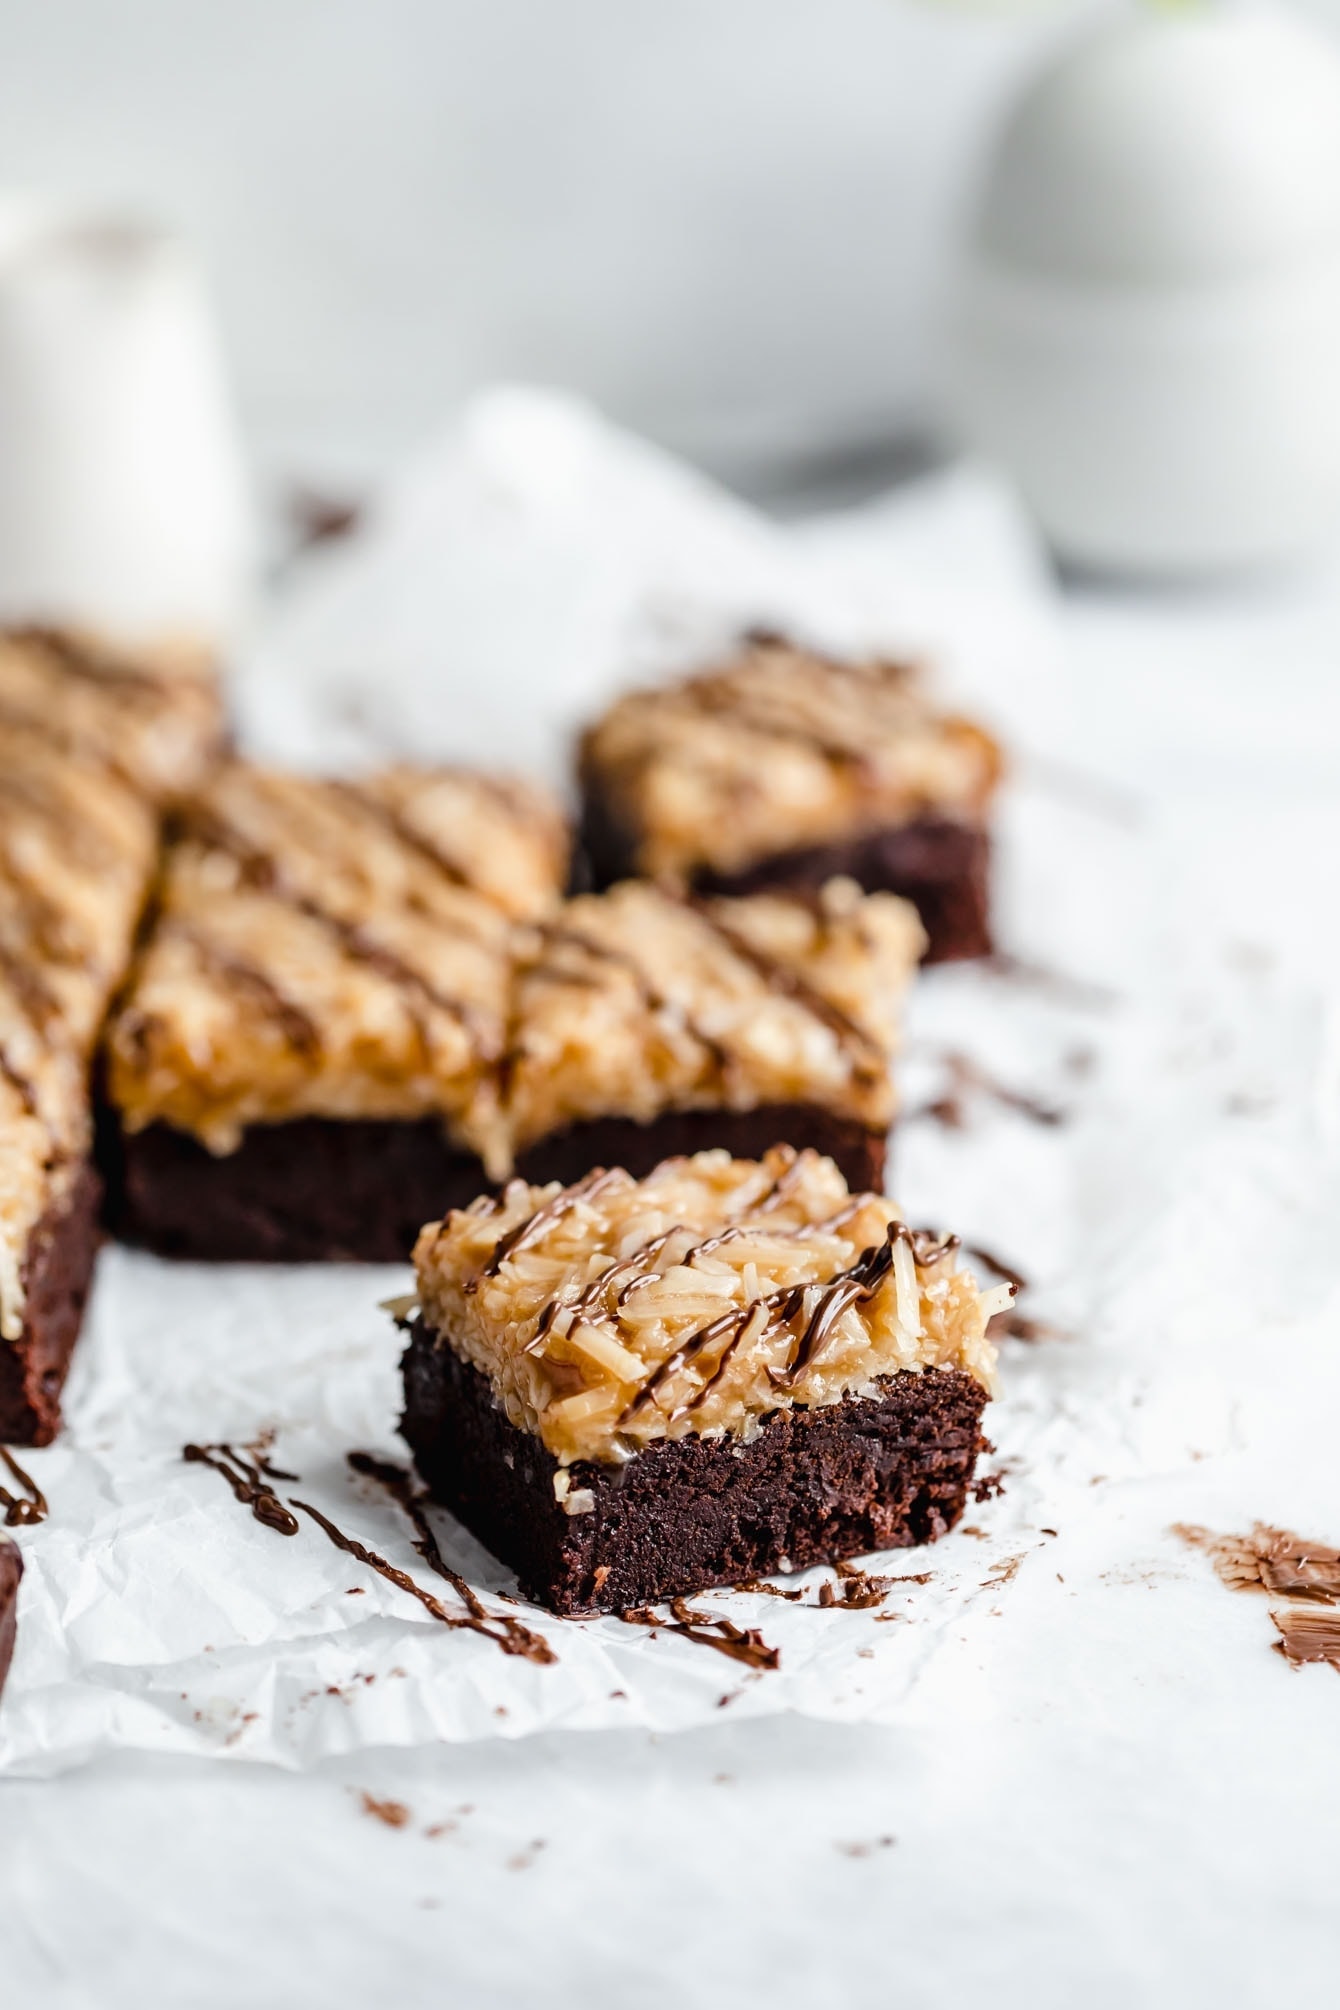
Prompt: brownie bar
<box><xmin>105</xmin><ymin>858</ymin><xmax>917</xmax><ymax>1263</ymax></box>
<box><xmin>0</xmin><ymin>1164</ymin><xmax>103</xmax><ymax>1445</ymax></box>
<box><xmin>583</xmin><ymin>791</ymin><xmax>992</xmax><ymax>964</ymax></box>
<box><xmin>402</xmin><ymin>1327</ymin><xmax>987</xmax><ymax>1615</ymax></box>
<box><xmin>404</xmin><ymin>1148</ymin><xmax>1002</xmax><ymax>1615</ymax></box>
<box><xmin>0</xmin><ymin>629</ymin><xmax>220</xmax><ymax>1440</ymax></box>
<box><xmin>577</xmin><ymin>634</ymin><xmax>1001</xmax><ymax>962</ymax></box>
<box><xmin>0</xmin><ymin>1536</ymin><xmax>21</xmax><ymax>1703</ymax></box>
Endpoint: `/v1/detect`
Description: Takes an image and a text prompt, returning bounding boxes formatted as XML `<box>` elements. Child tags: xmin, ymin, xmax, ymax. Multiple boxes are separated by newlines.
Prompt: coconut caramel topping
<box><xmin>0</xmin><ymin>625</ymin><xmax>226</xmax><ymax>1341</ymax></box>
<box><xmin>104</xmin><ymin>761</ymin><xmax>567</xmax><ymax>1165</ymax></box>
<box><xmin>413</xmin><ymin>1146</ymin><xmax>1004</xmax><ymax>1467</ymax></box>
<box><xmin>580</xmin><ymin>634</ymin><xmax>1002</xmax><ymax>881</ymax></box>
<box><xmin>501</xmin><ymin>878</ymin><xmax>923</xmax><ymax>1154</ymax></box>
<box><xmin>0</xmin><ymin>626</ymin><xmax>224</xmax><ymax>805</ymax></box>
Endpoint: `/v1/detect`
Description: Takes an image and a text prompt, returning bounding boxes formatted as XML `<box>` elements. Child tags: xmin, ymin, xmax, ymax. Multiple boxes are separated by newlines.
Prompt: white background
<box><xmin>0</xmin><ymin>0</ymin><xmax>1086</xmax><ymax>485</ymax></box>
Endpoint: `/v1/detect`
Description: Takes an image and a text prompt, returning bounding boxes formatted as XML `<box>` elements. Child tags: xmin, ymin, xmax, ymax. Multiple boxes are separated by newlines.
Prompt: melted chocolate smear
<box><xmin>345</xmin><ymin>1453</ymin><xmax>555</xmax><ymax>1664</ymax></box>
<box><xmin>0</xmin><ymin>1446</ymin><xmax>48</xmax><ymax>1526</ymax></box>
<box><xmin>619</xmin><ymin>1599</ymin><xmax>780</xmax><ymax>1671</ymax></box>
<box><xmin>183</xmin><ymin>1443</ymin><xmax>300</xmax><ymax>1535</ymax></box>
<box><xmin>477</xmin><ymin>1166</ymin><xmax>626</xmax><ymax>1283</ymax></box>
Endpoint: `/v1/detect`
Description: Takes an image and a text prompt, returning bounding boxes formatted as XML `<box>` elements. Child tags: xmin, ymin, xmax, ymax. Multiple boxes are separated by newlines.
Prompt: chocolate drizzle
<box><xmin>684</xmin><ymin>897</ymin><xmax>886</xmax><ymax>1081</ymax></box>
<box><xmin>185</xmin><ymin>805</ymin><xmax>492</xmax><ymax>1049</ymax></box>
<box><xmin>183</xmin><ymin>1442</ymin><xmax>300</xmax><ymax>1535</ymax></box>
<box><xmin>619</xmin><ymin>1597</ymin><xmax>780</xmax><ymax>1670</ymax></box>
<box><xmin>346</xmin><ymin>1451</ymin><xmax>555</xmax><ymax>1663</ymax></box>
<box><xmin>0</xmin><ymin>1446</ymin><xmax>48</xmax><ymax>1525</ymax></box>
<box><xmin>477</xmin><ymin>1166</ymin><xmax>627</xmax><ymax>1282</ymax></box>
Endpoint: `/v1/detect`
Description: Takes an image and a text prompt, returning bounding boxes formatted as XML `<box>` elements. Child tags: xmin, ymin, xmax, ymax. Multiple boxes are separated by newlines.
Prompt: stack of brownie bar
<box><xmin>0</xmin><ymin>627</ymin><xmax>224</xmax><ymax>1443</ymax></box>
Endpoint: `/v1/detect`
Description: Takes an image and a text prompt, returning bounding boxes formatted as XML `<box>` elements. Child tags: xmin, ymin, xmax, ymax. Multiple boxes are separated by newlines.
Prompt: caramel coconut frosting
<box><xmin>105</xmin><ymin>761</ymin><xmax>567</xmax><ymax>1167</ymax></box>
<box><xmin>1</xmin><ymin>621</ymin><xmax>226</xmax><ymax>1343</ymax></box>
<box><xmin>413</xmin><ymin>1146</ymin><xmax>1005</xmax><ymax>1470</ymax></box>
<box><xmin>579</xmin><ymin>633</ymin><xmax>1002</xmax><ymax>883</ymax></box>
<box><xmin>501</xmin><ymin>878</ymin><xmax>924</xmax><ymax>1155</ymax></box>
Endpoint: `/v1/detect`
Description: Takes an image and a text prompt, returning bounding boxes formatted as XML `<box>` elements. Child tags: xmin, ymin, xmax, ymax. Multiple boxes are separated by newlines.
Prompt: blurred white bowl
<box><xmin>0</xmin><ymin>200</ymin><xmax>251</xmax><ymax>636</ymax></box>
<box><xmin>948</xmin><ymin>7</ymin><xmax>1340</xmax><ymax>578</ymax></box>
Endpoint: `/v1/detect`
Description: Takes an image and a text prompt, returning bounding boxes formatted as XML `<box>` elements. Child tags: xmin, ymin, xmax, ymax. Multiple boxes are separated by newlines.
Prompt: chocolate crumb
<box><xmin>359</xmin><ymin>1793</ymin><xmax>411</xmax><ymax>1829</ymax></box>
<box><xmin>973</xmin><ymin>1470</ymin><xmax>1007</xmax><ymax>1504</ymax></box>
<box><xmin>836</xmin><ymin>1836</ymin><xmax>896</xmax><ymax>1859</ymax></box>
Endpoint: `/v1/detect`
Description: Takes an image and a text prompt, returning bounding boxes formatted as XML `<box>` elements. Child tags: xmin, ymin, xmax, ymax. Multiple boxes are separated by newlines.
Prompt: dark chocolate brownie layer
<box><xmin>515</xmin><ymin>1103</ymin><xmax>885</xmax><ymax>1196</ymax></box>
<box><xmin>0</xmin><ymin>1163</ymin><xmax>103</xmax><ymax>1446</ymax></box>
<box><xmin>0</xmin><ymin>1538</ymin><xmax>21</xmax><ymax>1702</ymax></box>
<box><xmin>102</xmin><ymin>1105</ymin><xmax>887</xmax><ymax>1265</ymax></box>
<box><xmin>101</xmin><ymin>1115</ymin><xmax>492</xmax><ymax>1265</ymax></box>
<box><xmin>578</xmin><ymin>782</ymin><xmax>991</xmax><ymax>964</ymax></box>
<box><xmin>401</xmin><ymin>1320</ymin><xmax>987</xmax><ymax>1616</ymax></box>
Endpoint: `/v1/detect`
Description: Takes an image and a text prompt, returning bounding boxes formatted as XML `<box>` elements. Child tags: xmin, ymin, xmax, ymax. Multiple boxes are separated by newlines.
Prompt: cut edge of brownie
<box><xmin>99</xmin><ymin>1113</ymin><xmax>493</xmax><ymax>1265</ymax></box>
<box><xmin>0</xmin><ymin>1535</ymin><xmax>21</xmax><ymax>1702</ymax></box>
<box><xmin>577</xmin><ymin>775</ymin><xmax>992</xmax><ymax>964</ymax></box>
<box><xmin>100</xmin><ymin>1104</ymin><xmax>888</xmax><ymax>1264</ymax></box>
<box><xmin>0</xmin><ymin>1161</ymin><xmax>103</xmax><ymax>1446</ymax></box>
<box><xmin>400</xmin><ymin>1317</ymin><xmax>988</xmax><ymax>1617</ymax></box>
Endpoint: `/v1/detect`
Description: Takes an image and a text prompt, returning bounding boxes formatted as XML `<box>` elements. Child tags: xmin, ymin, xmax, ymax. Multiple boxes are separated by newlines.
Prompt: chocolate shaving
<box><xmin>183</xmin><ymin>1442</ymin><xmax>300</xmax><ymax>1535</ymax></box>
<box><xmin>619</xmin><ymin>1599</ymin><xmax>780</xmax><ymax>1671</ymax></box>
<box><xmin>0</xmin><ymin>1446</ymin><xmax>48</xmax><ymax>1526</ymax></box>
<box><xmin>346</xmin><ymin>1451</ymin><xmax>554</xmax><ymax>1664</ymax></box>
<box><xmin>1175</xmin><ymin>1523</ymin><xmax>1340</xmax><ymax>1678</ymax></box>
<box><xmin>1272</xmin><ymin>1606</ymin><xmax>1340</xmax><ymax>1672</ymax></box>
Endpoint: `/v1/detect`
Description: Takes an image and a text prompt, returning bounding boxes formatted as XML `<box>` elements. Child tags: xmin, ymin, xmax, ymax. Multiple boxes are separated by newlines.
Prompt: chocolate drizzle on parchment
<box><xmin>0</xmin><ymin>1446</ymin><xmax>48</xmax><ymax>1526</ymax></box>
<box><xmin>345</xmin><ymin>1452</ymin><xmax>554</xmax><ymax>1663</ymax></box>
<box><xmin>180</xmin><ymin>1431</ymin><xmax>555</xmax><ymax>1663</ymax></box>
<box><xmin>182</xmin><ymin>1441</ymin><xmax>300</xmax><ymax>1535</ymax></box>
<box><xmin>619</xmin><ymin>1597</ymin><xmax>780</xmax><ymax>1671</ymax></box>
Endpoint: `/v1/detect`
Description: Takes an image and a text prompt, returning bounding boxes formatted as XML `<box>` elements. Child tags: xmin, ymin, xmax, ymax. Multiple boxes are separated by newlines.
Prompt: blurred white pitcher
<box><xmin>0</xmin><ymin>200</ymin><xmax>251</xmax><ymax>636</ymax></box>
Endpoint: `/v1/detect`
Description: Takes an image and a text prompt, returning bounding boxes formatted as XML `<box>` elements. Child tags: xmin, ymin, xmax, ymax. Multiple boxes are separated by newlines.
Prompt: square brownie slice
<box><xmin>578</xmin><ymin>633</ymin><xmax>1002</xmax><ymax>962</ymax></box>
<box><xmin>504</xmin><ymin>877</ymin><xmax>923</xmax><ymax>1194</ymax></box>
<box><xmin>1</xmin><ymin>703</ymin><xmax>170</xmax><ymax>1442</ymax></box>
<box><xmin>102</xmin><ymin>761</ymin><xmax>570</xmax><ymax>1262</ymax></box>
<box><xmin>0</xmin><ymin>1535</ymin><xmax>21</xmax><ymax>1703</ymax></box>
<box><xmin>402</xmin><ymin>1146</ymin><xmax>1003</xmax><ymax>1615</ymax></box>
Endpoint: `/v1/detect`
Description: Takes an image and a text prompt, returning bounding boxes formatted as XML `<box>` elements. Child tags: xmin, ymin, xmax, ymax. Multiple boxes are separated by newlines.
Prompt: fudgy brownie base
<box><xmin>0</xmin><ymin>1538</ymin><xmax>20</xmax><ymax>1702</ymax></box>
<box><xmin>577</xmin><ymin>784</ymin><xmax>992</xmax><ymax>964</ymax></box>
<box><xmin>101</xmin><ymin>1105</ymin><xmax>887</xmax><ymax>1265</ymax></box>
<box><xmin>400</xmin><ymin>1320</ymin><xmax>988</xmax><ymax>1616</ymax></box>
<box><xmin>0</xmin><ymin>1163</ymin><xmax>103</xmax><ymax>1446</ymax></box>
<box><xmin>100</xmin><ymin>1115</ymin><xmax>492</xmax><ymax>1265</ymax></box>
<box><xmin>515</xmin><ymin>1103</ymin><xmax>885</xmax><ymax>1196</ymax></box>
